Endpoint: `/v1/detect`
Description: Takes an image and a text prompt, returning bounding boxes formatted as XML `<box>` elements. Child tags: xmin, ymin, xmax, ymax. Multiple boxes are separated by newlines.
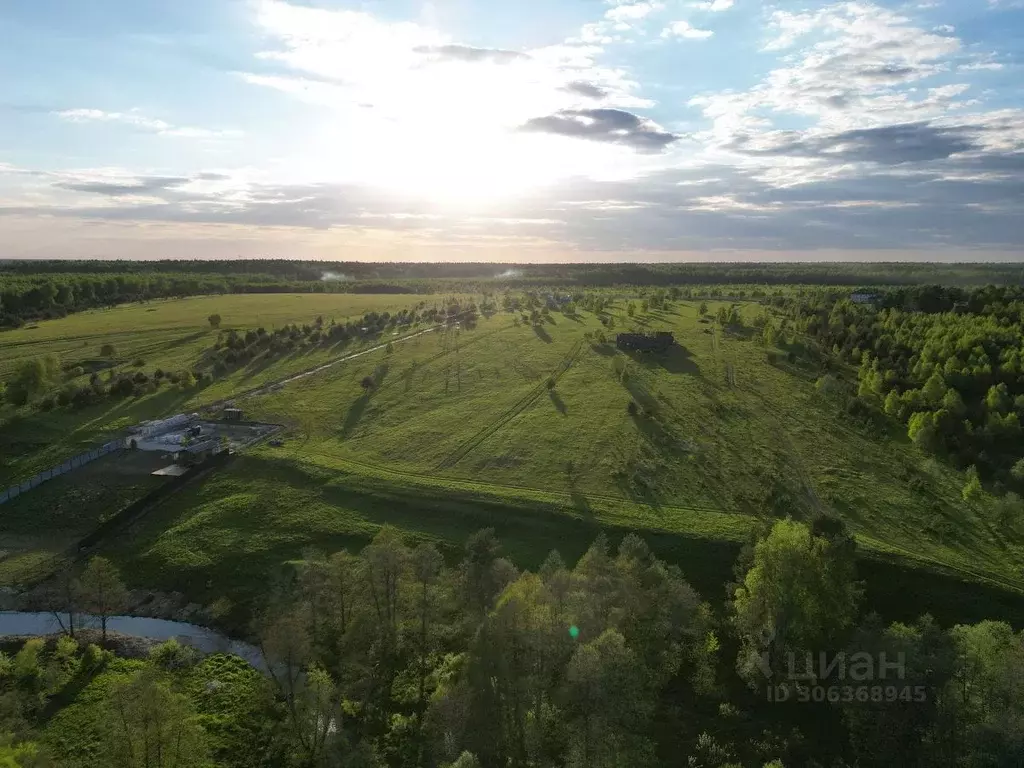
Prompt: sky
<box><xmin>0</xmin><ymin>0</ymin><xmax>1022</xmax><ymax>262</ymax></box>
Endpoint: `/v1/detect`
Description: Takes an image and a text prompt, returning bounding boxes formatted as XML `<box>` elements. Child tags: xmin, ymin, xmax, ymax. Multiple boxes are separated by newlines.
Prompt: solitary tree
<box><xmin>78</xmin><ymin>556</ymin><xmax>129</xmax><ymax>642</ymax></box>
<box><xmin>100</xmin><ymin>343</ymin><xmax>117</xmax><ymax>360</ymax></box>
<box><xmin>207</xmin><ymin>314</ymin><xmax>222</xmax><ymax>329</ymax></box>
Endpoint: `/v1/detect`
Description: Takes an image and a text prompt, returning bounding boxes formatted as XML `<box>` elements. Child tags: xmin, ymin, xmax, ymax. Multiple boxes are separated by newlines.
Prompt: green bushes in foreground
<box><xmin>6</xmin><ymin>520</ymin><xmax>1022</xmax><ymax>767</ymax></box>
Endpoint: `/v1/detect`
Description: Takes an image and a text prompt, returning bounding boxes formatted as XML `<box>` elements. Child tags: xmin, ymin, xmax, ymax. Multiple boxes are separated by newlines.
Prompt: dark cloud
<box><xmin>413</xmin><ymin>44</ymin><xmax>528</xmax><ymax>64</ymax></box>
<box><xmin>519</xmin><ymin>109</ymin><xmax>680</xmax><ymax>153</ymax></box>
<box><xmin>563</xmin><ymin>81</ymin><xmax>608</xmax><ymax>99</ymax></box>
<box><xmin>854</xmin><ymin>65</ymin><xmax>921</xmax><ymax>80</ymax></box>
<box><xmin>731</xmin><ymin>121</ymin><xmax>977</xmax><ymax>165</ymax></box>
<box><xmin>8</xmin><ymin>142</ymin><xmax>1023</xmax><ymax>252</ymax></box>
<box><xmin>54</xmin><ymin>176</ymin><xmax>191</xmax><ymax>196</ymax></box>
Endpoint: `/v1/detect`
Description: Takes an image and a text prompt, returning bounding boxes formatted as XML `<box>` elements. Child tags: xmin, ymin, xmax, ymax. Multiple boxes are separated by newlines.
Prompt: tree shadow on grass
<box><xmin>532</xmin><ymin>324</ymin><xmax>552</xmax><ymax>343</ymax></box>
<box><xmin>570</xmin><ymin>488</ymin><xmax>592</xmax><ymax>515</ymax></box>
<box><xmin>590</xmin><ymin>342</ymin><xmax>616</xmax><ymax>357</ymax></box>
<box><xmin>340</xmin><ymin>363</ymin><xmax>388</xmax><ymax>439</ymax></box>
<box><xmin>238</xmin><ymin>351</ymin><xmax>280</xmax><ymax>384</ymax></box>
<box><xmin>623</xmin><ymin>345</ymin><xmax>700</xmax><ymax>375</ymax></box>
<box><xmin>723</xmin><ymin>324</ymin><xmax>758</xmax><ymax>340</ymax></box>
<box><xmin>340</xmin><ymin>394</ymin><xmax>370</xmax><ymax>439</ymax></box>
<box><xmin>549</xmin><ymin>390</ymin><xmax>568</xmax><ymax>416</ymax></box>
<box><xmin>163</xmin><ymin>330</ymin><xmax>211</xmax><ymax>350</ymax></box>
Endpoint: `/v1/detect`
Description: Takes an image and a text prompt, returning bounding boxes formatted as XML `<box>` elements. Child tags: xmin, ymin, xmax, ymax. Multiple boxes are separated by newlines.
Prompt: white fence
<box><xmin>0</xmin><ymin>440</ymin><xmax>123</xmax><ymax>505</ymax></box>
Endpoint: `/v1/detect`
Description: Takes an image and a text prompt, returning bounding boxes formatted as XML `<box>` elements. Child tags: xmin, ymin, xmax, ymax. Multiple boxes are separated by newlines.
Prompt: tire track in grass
<box><xmin>198</xmin><ymin>313</ymin><xmax>488</xmax><ymax>409</ymax></box>
<box><xmin>436</xmin><ymin>339</ymin><xmax>584</xmax><ymax>469</ymax></box>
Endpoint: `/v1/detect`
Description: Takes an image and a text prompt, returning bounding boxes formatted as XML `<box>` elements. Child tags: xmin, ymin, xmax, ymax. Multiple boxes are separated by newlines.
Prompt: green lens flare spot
<box><xmin>568</xmin><ymin>625</ymin><xmax>580</xmax><ymax>639</ymax></box>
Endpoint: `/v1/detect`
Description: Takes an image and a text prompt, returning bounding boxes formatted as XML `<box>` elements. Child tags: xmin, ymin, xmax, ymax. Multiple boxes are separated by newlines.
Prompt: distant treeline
<box><xmin>0</xmin><ymin>271</ymin><xmax>420</xmax><ymax>327</ymax></box>
<box><xmin>3</xmin><ymin>260</ymin><xmax>1024</xmax><ymax>327</ymax></box>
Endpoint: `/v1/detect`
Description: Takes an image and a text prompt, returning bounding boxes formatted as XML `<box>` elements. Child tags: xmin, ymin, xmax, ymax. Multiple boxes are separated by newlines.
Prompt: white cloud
<box><xmin>241</xmin><ymin>0</ymin><xmax>673</xmax><ymax>199</ymax></box>
<box><xmin>571</xmin><ymin>0</ymin><xmax>667</xmax><ymax>43</ymax></box>
<box><xmin>55</xmin><ymin>108</ymin><xmax>240</xmax><ymax>139</ymax></box>
<box><xmin>691</xmin><ymin>0</ymin><xmax>735</xmax><ymax>11</ymax></box>
<box><xmin>605</xmin><ymin>1</ymin><xmax>664</xmax><ymax>23</ymax></box>
<box><xmin>959</xmin><ymin>61</ymin><xmax>1004</xmax><ymax>71</ymax></box>
<box><xmin>7</xmin><ymin>0</ymin><xmax>1022</xmax><ymax>257</ymax></box>
<box><xmin>681</xmin><ymin>0</ymin><xmax>1023</xmax><ymax>197</ymax></box>
<box><xmin>661</xmin><ymin>21</ymin><xmax>714</xmax><ymax>39</ymax></box>
<box><xmin>725</xmin><ymin>2</ymin><xmax>963</xmax><ymax>134</ymax></box>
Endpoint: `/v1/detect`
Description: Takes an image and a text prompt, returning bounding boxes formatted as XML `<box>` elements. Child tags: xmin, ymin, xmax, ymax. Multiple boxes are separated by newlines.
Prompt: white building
<box><xmin>126</xmin><ymin>413</ymin><xmax>201</xmax><ymax>451</ymax></box>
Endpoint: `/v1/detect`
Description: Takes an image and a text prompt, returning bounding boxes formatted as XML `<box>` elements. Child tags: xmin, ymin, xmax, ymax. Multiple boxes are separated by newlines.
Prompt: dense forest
<box><xmin>4</xmin><ymin>519</ymin><xmax>1022</xmax><ymax>767</ymax></box>
<box><xmin>3</xmin><ymin>261</ymin><xmax>1024</xmax><ymax>327</ymax></box>
<box><xmin>772</xmin><ymin>286</ymin><xmax>1024</xmax><ymax>491</ymax></box>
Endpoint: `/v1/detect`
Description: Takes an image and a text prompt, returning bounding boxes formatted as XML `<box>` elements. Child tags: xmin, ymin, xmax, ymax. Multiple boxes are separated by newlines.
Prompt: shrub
<box><xmin>546</xmin><ymin>376</ymin><xmax>556</xmax><ymax>390</ymax></box>
<box><xmin>963</xmin><ymin>466</ymin><xmax>983</xmax><ymax>502</ymax></box>
<box><xmin>132</xmin><ymin>358</ymin><xmax>145</xmax><ymax>367</ymax></box>
<box><xmin>996</xmin><ymin>492</ymin><xmax>1023</xmax><ymax>529</ymax></box>
<box><xmin>81</xmin><ymin>643</ymin><xmax>105</xmax><ymax>671</ymax></box>
<box><xmin>72</xmin><ymin>386</ymin><xmax>99</xmax><ymax>408</ymax></box>
<box><xmin>111</xmin><ymin>377</ymin><xmax>136</xmax><ymax>398</ymax></box>
<box><xmin>57</xmin><ymin>386</ymin><xmax>75</xmax><ymax>407</ymax></box>
<box><xmin>150</xmin><ymin>638</ymin><xmax>199</xmax><ymax>671</ymax></box>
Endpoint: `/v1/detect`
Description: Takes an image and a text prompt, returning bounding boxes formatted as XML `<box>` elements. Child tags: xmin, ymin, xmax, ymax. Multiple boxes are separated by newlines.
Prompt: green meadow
<box><xmin>38</xmin><ymin>296</ymin><xmax>1018</xmax><ymax>630</ymax></box>
<box><xmin>0</xmin><ymin>292</ymin><xmax>465</xmax><ymax>484</ymax></box>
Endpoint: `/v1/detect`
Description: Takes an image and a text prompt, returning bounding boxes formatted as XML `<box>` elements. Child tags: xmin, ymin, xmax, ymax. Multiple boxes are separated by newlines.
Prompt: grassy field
<box><xmin>57</xmin><ymin>298</ymin><xmax>1021</xmax><ymax>631</ymax></box>
<box><xmin>4</xmin><ymin>293</ymin><xmax>1023</xmax><ymax>631</ymax></box>
<box><xmin>0</xmin><ymin>293</ymin><xmax>466</xmax><ymax>484</ymax></box>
